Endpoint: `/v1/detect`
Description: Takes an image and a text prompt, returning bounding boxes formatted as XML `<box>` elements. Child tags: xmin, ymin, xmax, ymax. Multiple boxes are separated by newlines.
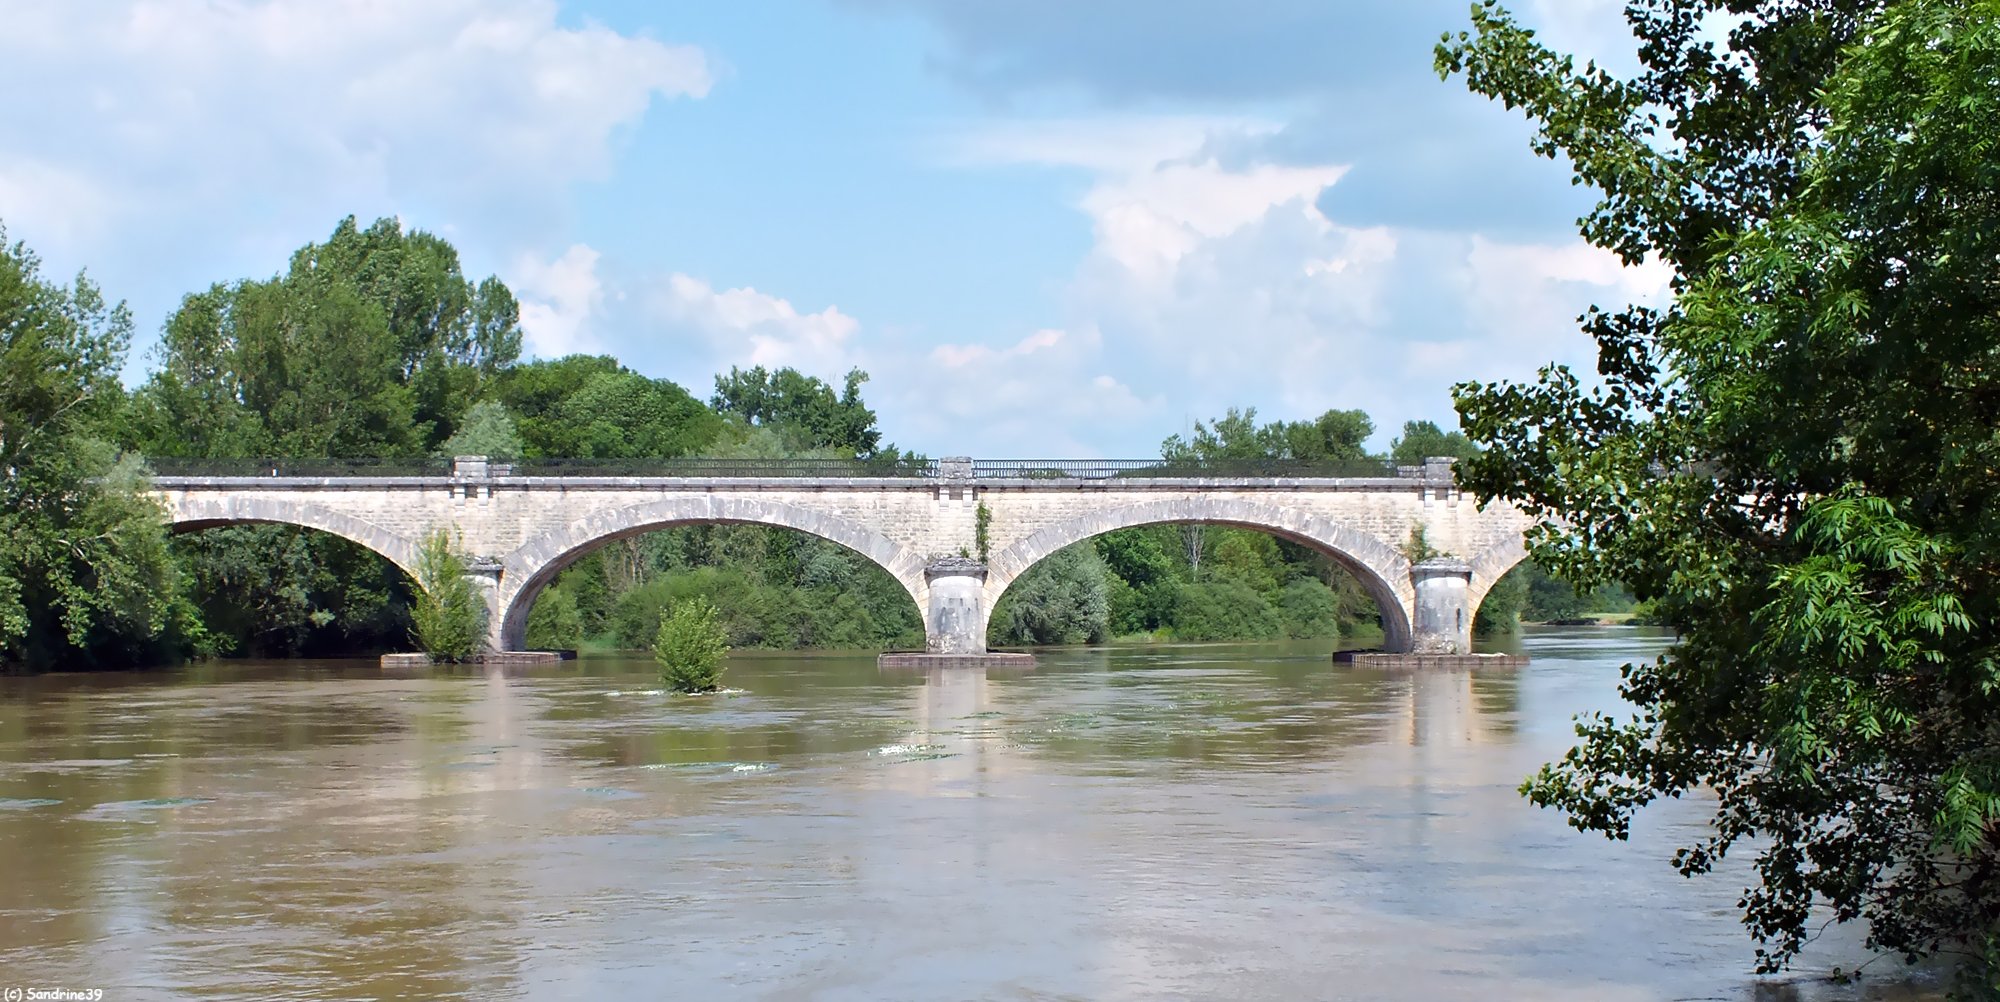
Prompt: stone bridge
<box><xmin>149</xmin><ymin>457</ymin><xmax>1535</xmax><ymax>656</ymax></box>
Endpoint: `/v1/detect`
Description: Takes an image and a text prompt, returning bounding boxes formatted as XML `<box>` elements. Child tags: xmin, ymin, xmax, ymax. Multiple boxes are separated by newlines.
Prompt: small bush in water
<box><xmin>654</xmin><ymin>598</ymin><xmax>727</xmax><ymax>692</ymax></box>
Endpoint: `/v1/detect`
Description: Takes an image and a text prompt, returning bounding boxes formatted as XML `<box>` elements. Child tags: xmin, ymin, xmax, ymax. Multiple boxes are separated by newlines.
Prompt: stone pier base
<box><xmin>1334</xmin><ymin>651</ymin><xmax>1527</xmax><ymax>670</ymax></box>
<box><xmin>879</xmin><ymin>652</ymin><xmax>1037</xmax><ymax>669</ymax></box>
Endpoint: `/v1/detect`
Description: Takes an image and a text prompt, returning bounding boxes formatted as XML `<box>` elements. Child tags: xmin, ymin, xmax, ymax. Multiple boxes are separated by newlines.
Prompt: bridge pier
<box><xmin>924</xmin><ymin>556</ymin><xmax>988</xmax><ymax>654</ymax></box>
<box><xmin>466</xmin><ymin>558</ymin><xmax>507</xmax><ymax>654</ymax></box>
<box><xmin>1408</xmin><ymin>558</ymin><xmax>1474</xmax><ymax>654</ymax></box>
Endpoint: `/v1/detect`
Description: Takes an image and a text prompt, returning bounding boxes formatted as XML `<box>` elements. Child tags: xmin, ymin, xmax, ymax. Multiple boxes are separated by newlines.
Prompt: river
<box><xmin>0</xmin><ymin>628</ymin><xmax>1946</xmax><ymax>1000</ymax></box>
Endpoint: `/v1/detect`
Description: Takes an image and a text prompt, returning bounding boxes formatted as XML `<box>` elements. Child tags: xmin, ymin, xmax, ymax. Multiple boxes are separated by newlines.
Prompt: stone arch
<box><xmin>1465</xmin><ymin>535</ymin><xmax>1530</xmax><ymax>623</ymax></box>
<box><xmin>496</xmin><ymin>494</ymin><xmax>929</xmax><ymax>651</ymax></box>
<box><xmin>165</xmin><ymin>496</ymin><xmax>422</xmax><ymax>580</ymax></box>
<box><xmin>984</xmin><ymin>497</ymin><xmax>1414</xmax><ymax>652</ymax></box>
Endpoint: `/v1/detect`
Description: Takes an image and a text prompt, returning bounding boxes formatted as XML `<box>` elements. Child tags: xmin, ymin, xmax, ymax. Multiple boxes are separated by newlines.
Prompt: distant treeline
<box><xmin>1</xmin><ymin>215</ymin><xmax>1610</xmax><ymax>672</ymax></box>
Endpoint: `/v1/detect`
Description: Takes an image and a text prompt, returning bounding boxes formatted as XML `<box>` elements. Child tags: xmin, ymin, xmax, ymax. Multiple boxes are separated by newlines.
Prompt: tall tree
<box><xmin>0</xmin><ymin>228</ymin><xmax>196</xmax><ymax>670</ymax></box>
<box><xmin>1442</xmin><ymin>0</ymin><xmax>2000</xmax><ymax>975</ymax></box>
<box><xmin>133</xmin><ymin>215</ymin><xmax>522</xmax><ymax>458</ymax></box>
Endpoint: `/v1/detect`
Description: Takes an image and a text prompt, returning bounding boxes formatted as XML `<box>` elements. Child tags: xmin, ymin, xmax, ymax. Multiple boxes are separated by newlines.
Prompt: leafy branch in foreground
<box><xmin>1443</xmin><ymin>0</ymin><xmax>2000</xmax><ymax>980</ymax></box>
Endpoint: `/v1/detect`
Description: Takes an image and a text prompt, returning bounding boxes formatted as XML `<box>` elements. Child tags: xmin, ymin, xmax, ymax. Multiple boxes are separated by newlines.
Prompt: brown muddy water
<box><xmin>0</xmin><ymin>628</ymin><xmax>1947</xmax><ymax>1000</ymax></box>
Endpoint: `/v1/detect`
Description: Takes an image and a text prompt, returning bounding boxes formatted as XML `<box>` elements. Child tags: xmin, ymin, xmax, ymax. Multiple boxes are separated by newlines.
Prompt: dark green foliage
<box><xmin>0</xmin><ymin>229</ymin><xmax>201</xmax><ymax>671</ymax></box>
<box><xmin>525</xmin><ymin>582</ymin><xmax>583</xmax><ymax>651</ymax></box>
<box><xmin>654</xmin><ymin>598</ymin><xmax>727</xmax><ymax>693</ymax></box>
<box><xmin>1275</xmin><ymin>579</ymin><xmax>1343</xmax><ymax>639</ymax></box>
<box><xmin>1473</xmin><ymin>565</ymin><xmax>1526</xmax><ymax>635</ymax></box>
<box><xmin>602</xmin><ymin>546</ymin><xmax>923</xmax><ymax>653</ymax></box>
<box><xmin>1170</xmin><ymin>580</ymin><xmax>1282</xmax><ymax>641</ymax></box>
<box><xmin>989</xmin><ymin>544</ymin><xmax>1111</xmax><ymax>646</ymax></box>
<box><xmin>410</xmin><ymin>530</ymin><xmax>481</xmax><ymax>662</ymax></box>
<box><xmin>172</xmin><ymin>526</ymin><xmax>411</xmax><ymax>657</ymax></box>
<box><xmin>1442</xmin><ymin>0</ymin><xmax>2000</xmax><ymax>973</ymax></box>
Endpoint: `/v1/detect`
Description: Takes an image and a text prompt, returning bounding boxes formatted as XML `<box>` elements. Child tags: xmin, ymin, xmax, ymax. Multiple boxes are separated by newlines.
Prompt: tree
<box><xmin>492</xmin><ymin>356</ymin><xmax>718</xmax><ymax>459</ymax></box>
<box><xmin>712</xmin><ymin>366</ymin><xmax>885</xmax><ymax>456</ymax></box>
<box><xmin>410</xmin><ymin>529</ymin><xmax>481</xmax><ymax>662</ymax></box>
<box><xmin>655</xmin><ymin>597</ymin><xmax>727</xmax><ymax>693</ymax></box>
<box><xmin>1389</xmin><ymin>420</ymin><xmax>1476</xmax><ymax>467</ymax></box>
<box><xmin>132</xmin><ymin>215</ymin><xmax>522</xmax><ymax>459</ymax></box>
<box><xmin>0</xmin><ymin>228</ymin><xmax>199</xmax><ymax>670</ymax></box>
<box><xmin>1441</xmin><ymin>0</ymin><xmax>2000</xmax><ymax>976</ymax></box>
<box><xmin>435</xmin><ymin>400</ymin><xmax>524</xmax><ymax>461</ymax></box>
<box><xmin>988</xmin><ymin>544</ymin><xmax>1111</xmax><ymax>646</ymax></box>
<box><xmin>1161</xmin><ymin>406</ymin><xmax>1376</xmax><ymax>466</ymax></box>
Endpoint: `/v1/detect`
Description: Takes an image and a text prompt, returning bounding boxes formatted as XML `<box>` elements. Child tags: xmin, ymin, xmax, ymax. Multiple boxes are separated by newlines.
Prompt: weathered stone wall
<box><xmin>152</xmin><ymin>470</ymin><xmax>1533</xmax><ymax>654</ymax></box>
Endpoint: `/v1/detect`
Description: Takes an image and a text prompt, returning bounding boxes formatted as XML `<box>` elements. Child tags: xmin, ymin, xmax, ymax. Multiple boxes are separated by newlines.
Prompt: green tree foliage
<box><xmin>525</xmin><ymin>582</ymin><xmax>583</xmax><ymax>651</ymax></box>
<box><xmin>436</xmin><ymin>400</ymin><xmax>524</xmax><ymax>461</ymax></box>
<box><xmin>711</xmin><ymin>366</ymin><xmax>885</xmax><ymax>456</ymax></box>
<box><xmin>410</xmin><ymin>529</ymin><xmax>481</xmax><ymax>662</ymax></box>
<box><xmin>170</xmin><ymin>526</ymin><xmax>411</xmax><ymax>657</ymax></box>
<box><xmin>490</xmin><ymin>355</ymin><xmax>718</xmax><ymax>459</ymax></box>
<box><xmin>654</xmin><ymin>597</ymin><xmax>727</xmax><ymax>693</ymax></box>
<box><xmin>126</xmin><ymin>218</ymin><xmax>522</xmax><ymax>660</ymax></box>
<box><xmin>133</xmin><ymin>215</ymin><xmax>522</xmax><ymax>458</ymax></box>
<box><xmin>1442</xmin><ymin>0</ymin><xmax>2000</xmax><ymax>972</ymax></box>
<box><xmin>1389</xmin><ymin>420</ymin><xmax>1477</xmax><ymax>467</ymax></box>
<box><xmin>1161</xmin><ymin>406</ymin><xmax>1375</xmax><ymax>465</ymax></box>
<box><xmin>0</xmin><ymin>229</ymin><xmax>199</xmax><ymax>670</ymax></box>
<box><xmin>989</xmin><ymin>543</ymin><xmax>1111</xmax><ymax>646</ymax></box>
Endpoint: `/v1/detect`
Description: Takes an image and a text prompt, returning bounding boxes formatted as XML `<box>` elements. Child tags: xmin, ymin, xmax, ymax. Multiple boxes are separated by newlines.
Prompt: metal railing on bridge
<box><xmin>147</xmin><ymin>457</ymin><xmax>452</xmax><ymax>477</ymax></box>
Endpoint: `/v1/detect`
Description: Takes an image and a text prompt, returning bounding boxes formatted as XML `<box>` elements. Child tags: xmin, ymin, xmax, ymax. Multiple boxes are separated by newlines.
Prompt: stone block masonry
<box><xmin>152</xmin><ymin>457</ymin><xmax>1535</xmax><ymax>658</ymax></box>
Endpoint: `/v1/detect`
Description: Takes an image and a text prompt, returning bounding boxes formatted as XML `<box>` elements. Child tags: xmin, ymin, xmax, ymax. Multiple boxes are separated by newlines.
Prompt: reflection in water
<box><xmin>0</xmin><ymin>631</ymin><xmax>1945</xmax><ymax>1000</ymax></box>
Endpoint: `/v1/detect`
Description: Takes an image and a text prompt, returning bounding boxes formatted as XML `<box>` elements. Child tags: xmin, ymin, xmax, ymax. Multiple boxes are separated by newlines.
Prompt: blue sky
<box><xmin>0</xmin><ymin>0</ymin><xmax>1669</xmax><ymax>457</ymax></box>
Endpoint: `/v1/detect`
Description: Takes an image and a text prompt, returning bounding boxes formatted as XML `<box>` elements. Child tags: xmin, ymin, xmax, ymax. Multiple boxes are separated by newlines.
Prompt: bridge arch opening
<box><xmin>982</xmin><ymin>500</ymin><xmax>1414</xmax><ymax>652</ymax></box>
<box><xmin>166</xmin><ymin>507</ymin><xmax>422</xmax><ymax>658</ymax></box>
<box><xmin>498</xmin><ymin>497</ymin><xmax>929</xmax><ymax>653</ymax></box>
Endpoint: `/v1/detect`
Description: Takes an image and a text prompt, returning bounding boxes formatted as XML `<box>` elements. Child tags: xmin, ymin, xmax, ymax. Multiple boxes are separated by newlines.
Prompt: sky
<box><xmin>0</xmin><ymin>0</ymin><xmax>1672</xmax><ymax>458</ymax></box>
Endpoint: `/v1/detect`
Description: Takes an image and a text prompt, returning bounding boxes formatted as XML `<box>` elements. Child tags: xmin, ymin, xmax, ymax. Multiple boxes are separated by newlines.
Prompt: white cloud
<box><xmin>927</xmin><ymin>115</ymin><xmax>1672</xmax><ymax>451</ymax></box>
<box><xmin>652</xmin><ymin>274</ymin><xmax>862</xmax><ymax>377</ymax></box>
<box><xmin>0</xmin><ymin>0</ymin><xmax>710</xmax><ymax>259</ymax></box>
<box><xmin>510</xmin><ymin>244</ymin><xmax>606</xmax><ymax>357</ymax></box>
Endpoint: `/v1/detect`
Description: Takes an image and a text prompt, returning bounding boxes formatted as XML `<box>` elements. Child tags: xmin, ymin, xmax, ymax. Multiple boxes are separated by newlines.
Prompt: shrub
<box><xmin>654</xmin><ymin>598</ymin><xmax>727</xmax><ymax>693</ymax></box>
<box><xmin>988</xmin><ymin>543</ymin><xmax>1110</xmax><ymax>646</ymax></box>
<box><xmin>410</xmin><ymin>528</ymin><xmax>483</xmax><ymax>661</ymax></box>
<box><xmin>1276</xmin><ymin>578</ymin><xmax>1342</xmax><ymax>638</ymax></box>
<box><xmin>1171</xmin><ymin>580</ymin><xmax>1281</xmax><ymax>641</ymax></box>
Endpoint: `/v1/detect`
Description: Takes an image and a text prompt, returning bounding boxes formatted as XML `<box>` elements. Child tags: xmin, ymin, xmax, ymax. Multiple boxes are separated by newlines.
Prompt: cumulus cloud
<box><xmin>511</xmin><ymin>244</ymin><xmax>608</xmax><ymax>358</ymax></box>
<box><xmin>0</xmin><ymin>0</ymin><xmax>711</xmax><ymax>328</ymax></box>
<box><xmin>650</xmin><ymin>274</ymin><xmax>862</xmax><ymax>378</ymax></box>
<box><xmin>929</xmin><ymin>114</ymin><xmax>1671</xmax><ymax>449</ymax></box>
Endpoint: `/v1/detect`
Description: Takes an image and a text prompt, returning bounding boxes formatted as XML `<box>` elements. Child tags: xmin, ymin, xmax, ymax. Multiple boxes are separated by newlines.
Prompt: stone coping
<box><xmin>153</xmin><ymin>475</ymin><xmax>1450</xmax><ymax>491</ymax></box>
